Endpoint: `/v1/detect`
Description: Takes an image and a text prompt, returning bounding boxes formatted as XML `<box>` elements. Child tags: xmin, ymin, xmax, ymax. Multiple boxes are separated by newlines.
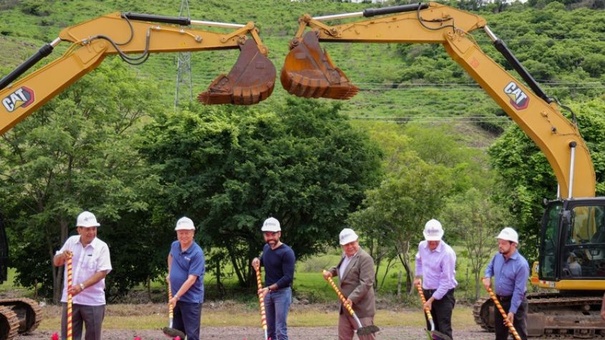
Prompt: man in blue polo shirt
<box><xmin>168</xmin><ymin>216</ymin><xmax>205</xmax><ymax>340</ymax></box>
<box><xmin>483</xmin><ymin>227</ymin><xmax>530</xmax><ymax>340</ymax></box>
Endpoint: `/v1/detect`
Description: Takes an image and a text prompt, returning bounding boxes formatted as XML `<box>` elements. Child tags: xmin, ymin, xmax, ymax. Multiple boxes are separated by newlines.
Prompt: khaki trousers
<box><xmin>338</xmin><ymin>312</ymin><xmax>376</xmax><ymax>340</ymax></box>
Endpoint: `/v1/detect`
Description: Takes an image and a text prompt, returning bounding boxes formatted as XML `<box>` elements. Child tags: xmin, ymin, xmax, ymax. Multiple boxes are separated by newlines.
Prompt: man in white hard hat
<box><xmin>413</xmin><ymin>219</ymin><xmax>457</xmax><ymax>340</ymax></box>
<box><xmin>53</xmin><ymin>211</ymin><xmax>112</xmax><ymax>340</ymax></box>
<box><xmin>482</xmin><ymin>227</ymin><xmax>530</xmax><ymax>340</ymax></box>
<box><xmin>323</xmin><ymin>228</ymin><xmax>377</xmax><ymax>340</ymax></box>
<box><xmin>251</xmin><ymin>217</ymin><xmax>295</xmax><ymax>340</ymax></box>
<box><xmin>167</xmin><ymin>216</ymin><xmax>205</xmax><ymax>340</ymax></box>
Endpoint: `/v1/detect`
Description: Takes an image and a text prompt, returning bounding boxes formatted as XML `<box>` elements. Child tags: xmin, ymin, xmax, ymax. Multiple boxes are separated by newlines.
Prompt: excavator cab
<box><xmin>539</xmin><ymin>199</ymin><xmax>605</xmax><ymax>282</ymax></box>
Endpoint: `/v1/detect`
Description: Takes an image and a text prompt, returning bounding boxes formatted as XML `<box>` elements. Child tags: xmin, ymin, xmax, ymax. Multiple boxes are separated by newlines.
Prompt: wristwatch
<box><xmin>79</xmin><ymin>283</ymin><xmax>85</xmax><ymax>291</ymax></box>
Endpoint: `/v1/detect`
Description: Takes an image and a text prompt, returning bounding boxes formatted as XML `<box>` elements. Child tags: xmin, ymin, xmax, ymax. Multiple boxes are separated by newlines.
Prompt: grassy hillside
<box><xmin>1</xmin><ymin>0</ymin><xmax>603</xmax><ymax>130</ymax></box>
<box><xmin>0</xmin><ymin>0</ymin><xmax>502</xmax><ymax>119</ymax></box>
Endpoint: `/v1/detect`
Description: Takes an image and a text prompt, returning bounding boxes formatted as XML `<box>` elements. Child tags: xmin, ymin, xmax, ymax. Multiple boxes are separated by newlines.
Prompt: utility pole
<box><xmin>174</xmin><ymin>0</ymin><xmax>193</xmax><ymax>110</ymax></box>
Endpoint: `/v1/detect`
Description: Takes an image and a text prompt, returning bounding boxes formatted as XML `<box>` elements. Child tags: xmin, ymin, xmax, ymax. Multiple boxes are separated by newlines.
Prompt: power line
<box><xmin>174</xmin><ymin>0</ymin><xmax>193</xmax><ymax>111</ymax></box>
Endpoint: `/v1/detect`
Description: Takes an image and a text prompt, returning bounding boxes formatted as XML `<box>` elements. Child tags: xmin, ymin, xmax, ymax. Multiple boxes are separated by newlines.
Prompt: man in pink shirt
<box><xmin>413</xmin><ymin>219</ymin><xmax>458</xmax><ymax>339</ymax></box>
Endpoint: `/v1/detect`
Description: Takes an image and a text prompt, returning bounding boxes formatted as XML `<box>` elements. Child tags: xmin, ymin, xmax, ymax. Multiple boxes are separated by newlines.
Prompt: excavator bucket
<box><xmin>198</xmin><ymin>39</ymin><xmax>276</xmax><ymax>105</ymax></box>
<box><xmin>281</xmin><ymin>31</ymin><xmax>358</xmax><ymax>100</ymax></box>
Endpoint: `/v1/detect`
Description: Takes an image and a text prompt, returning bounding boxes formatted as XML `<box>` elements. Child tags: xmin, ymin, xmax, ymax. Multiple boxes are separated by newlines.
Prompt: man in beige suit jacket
<box><xmin>324</xmin><ymin>228</ymin><xmax>376</xmax><ymax>340</ymax></box>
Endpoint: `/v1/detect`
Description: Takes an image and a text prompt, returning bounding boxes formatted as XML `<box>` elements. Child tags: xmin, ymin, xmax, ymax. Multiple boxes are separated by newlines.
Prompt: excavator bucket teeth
<box><xmin>198</xmin><ymin>39</ymin><xmax>276</xmax><ymax>105</ymax></box>
<box><xmin>281</xmin><ymin>31</ymin><xmax>358</xmax><ymax>100</ymax></box>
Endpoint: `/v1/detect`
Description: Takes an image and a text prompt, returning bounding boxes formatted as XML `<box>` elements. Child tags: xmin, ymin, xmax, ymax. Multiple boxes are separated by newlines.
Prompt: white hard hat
<box><xmin>76</xmin><ymin>211</ymin><xmax>100</xmax><ymax>228</ymax></box>
<box><xmin>175</xmin><ymin>217</ymin><xmax>195</xmax><ymax>231</ymax></box>
<box><xmin>423</xmin><ymin>219</ymin><xmax>444</xmax><ymax>241</ymax></box>
<box><xmin>261</xmin><ymin>217</ymin><xmax>281</xmax><ymax>232</ymax></box>
<box><xmin>497</xmin><ymin>227</ymin><xmax>519</xmax><ymax>244</ymax></box>
<box><xmin>339</xmin><ymin>228</ymin><xmax>359</xmax><ymax>245</ymax></box>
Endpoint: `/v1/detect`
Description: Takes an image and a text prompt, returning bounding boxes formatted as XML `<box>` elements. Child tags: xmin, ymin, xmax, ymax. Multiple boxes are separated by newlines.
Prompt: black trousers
<box><xmin>423</xmin><ymin>288</ymin><xmax>456</xmax><ymax>339</ymax></box>
<box><xmin>494</xmin><ymin>297</ymin><xmax>528</xmax><ymax>340</ymax></box>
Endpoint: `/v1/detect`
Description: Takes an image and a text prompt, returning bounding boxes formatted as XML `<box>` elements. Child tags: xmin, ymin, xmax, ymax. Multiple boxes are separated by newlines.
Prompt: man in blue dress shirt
<box><xmin>483</xmin><ymin>227</ymin><xmax>530</xmax><ymax>340</ymax></box>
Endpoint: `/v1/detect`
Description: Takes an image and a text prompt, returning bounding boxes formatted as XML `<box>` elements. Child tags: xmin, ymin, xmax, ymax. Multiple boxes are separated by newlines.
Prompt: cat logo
<box><xmin>504</xmin><ymin>81</ymin><xmax>529</xmax><ymax>110</ymax></box>
<box><xmin>2</xmin><ymin>86</ymin><xmax>35</xmax><ymax>113</ymax></box>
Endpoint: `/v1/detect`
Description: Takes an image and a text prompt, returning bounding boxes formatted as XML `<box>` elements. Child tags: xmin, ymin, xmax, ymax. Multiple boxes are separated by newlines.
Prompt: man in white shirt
<box><xmin>53</xmin><ymin>211</ymin><xmax>112</xmax><ymax>340</ymax></box>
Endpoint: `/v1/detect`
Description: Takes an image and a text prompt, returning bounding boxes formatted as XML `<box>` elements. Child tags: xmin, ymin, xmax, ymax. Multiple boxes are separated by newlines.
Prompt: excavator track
<box><xmin>473</xmin><ymin>292</ymin><xmax>605</xmax><ymax>338</ymax></box>
<box><xmin>472</xmin><ymin>296</ymin><xmax>494</xmax><ymax>332</ymax></box>
<box><xmin>0</xmin><ymin>298</ymin><xmax>42</xmax><ymax>337</ymax></box>
<box><xmin>0</xmin><ymin>306</ymin><xmax>19</xmax><ymax>340</ymax></box>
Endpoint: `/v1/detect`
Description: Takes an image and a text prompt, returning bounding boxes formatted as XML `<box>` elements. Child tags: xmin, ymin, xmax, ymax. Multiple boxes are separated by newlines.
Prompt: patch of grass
<box><xmin>36</xmin><ymin>301</ymin><xmax>477</xmax><ymax>330</ymax></box>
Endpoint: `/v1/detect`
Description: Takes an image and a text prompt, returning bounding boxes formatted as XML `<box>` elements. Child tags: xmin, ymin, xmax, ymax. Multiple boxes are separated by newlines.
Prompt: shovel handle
<box><xmin>486</xmin><ymin>287</ymin><xmax>522</xmax><ymax>340</ymax></box>
<box><xmin>415</xmin><ymin>282</ymin><xmax>431</xmax><ymax>313</ymax></box>
<box><xmin>167</xmin><ymin>281</ymin><xmax>175</xmax><ymax>327</ymax></box>
<box><xmin>415</xmin><ymin>282</ymin><xmax>436</xmax><ymax>328</ymax></box>
<box><xmin>254</xmin><ymin>265</ymin><xmax>268</xmax><ymax>340</ymax></box>
<box><xmin>66</xmin><ymin>253</ymin><xmax>73</xmax><ymax>340</ymax></box>
<box><xmin>323</xmin><ymin>270</ymin><xmax>364</xmax><ymax>328</ymax></box>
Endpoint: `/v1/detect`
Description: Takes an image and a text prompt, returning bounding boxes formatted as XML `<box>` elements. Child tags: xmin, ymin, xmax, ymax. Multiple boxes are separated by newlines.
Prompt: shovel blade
<box><xmin>162</xmin><ymin>326</ymin><xmax>186</xmax><ymax>339</ymax></box>
<box><xmin>356</xmin><ymin>324</ymin><xmax>380</xmax><ymax>336</ymax></box>
<box><xmin>281</xmin><ymin>31</ymin><xmax>358</xmax><ymax>100</ymax></box>
<box><xmin>199</xmin><ymin>39</ymin><xmax>276</xmax><ymax>105</ymax></box>
<box><xmin>429</xmin><ymin>329</ymin><xmax>453</xmax><ymax>340</ymax></box>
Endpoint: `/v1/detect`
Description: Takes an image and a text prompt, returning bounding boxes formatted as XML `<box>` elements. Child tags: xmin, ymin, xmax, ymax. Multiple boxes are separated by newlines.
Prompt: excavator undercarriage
<box><xmin>0</xmin><ymin>298</ymin><xmax>41</xmax><ymax>340</ymax></box>
<box><xmin>0</xmin><ymin>306</ymin><xmax>18</xmax><ymax>340</ymax></box>
<box><xmin>474</xmin><ymin>293</ymin><xmax>605</xmax><ymax>338</ymax></box>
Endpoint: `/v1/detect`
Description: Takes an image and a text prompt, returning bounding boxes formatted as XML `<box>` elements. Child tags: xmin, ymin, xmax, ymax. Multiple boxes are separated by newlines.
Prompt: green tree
<box><xmin>442</xmin><ymin>187</ymin><xmax>510</xmax><ymax>300</ymax></box>
<box><xmin>350</xmin><ymin>122</ymin><xmax>498</xmax><ymax>295</ymax></box>
<box><xmin>350</xmin><ymin>159</ymin><xmax>453</xmax><ymax>295</ymax></box>
<box><xmin>139</xmin><ymin>98</ymin><xmax>383</xmax><ymax>288</ymax></box>
<box><xmin>0</xmin><ymin>58</ymin><xmax>163</xmax><ymax>302</ymax></box>
<box><xmin>488</xmin><ymin>99</ymin><xmax>605</xmax><ymax>262</ymax></box>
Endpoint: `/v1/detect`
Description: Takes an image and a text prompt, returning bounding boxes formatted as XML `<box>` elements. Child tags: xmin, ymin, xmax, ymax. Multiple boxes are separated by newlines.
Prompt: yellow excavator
<box><xmin>0</xmin><ymin>11</ymin><xmax>276</xmax><ymax>340</ymax></box>
<box><xmin>281</xmin><ymin>3</ymin><xmax>605</xmax><ymax>337</ymax></box>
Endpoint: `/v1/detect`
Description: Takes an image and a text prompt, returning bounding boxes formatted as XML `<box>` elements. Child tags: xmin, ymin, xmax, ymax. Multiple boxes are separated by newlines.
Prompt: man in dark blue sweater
<box><xmin>252</xmin><ymin>217</ymin><xmax>296</xmax><ymax>340</ymax></box>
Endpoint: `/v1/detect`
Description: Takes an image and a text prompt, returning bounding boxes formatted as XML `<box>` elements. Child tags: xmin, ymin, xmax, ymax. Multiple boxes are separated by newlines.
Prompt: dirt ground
<box><xmin>13</xmin><ymin>301</ymin><xmax>493</xmax><ymax>340</ymax></box>
<box><xmin>20</xmin><ymin>326</ymin><xmax>491</xmax><ymax>340</ymax></box>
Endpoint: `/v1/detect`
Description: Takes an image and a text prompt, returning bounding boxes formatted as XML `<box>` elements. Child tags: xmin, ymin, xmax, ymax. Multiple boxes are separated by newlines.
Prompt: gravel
<box><xmin>13</xmin><ymin>300</ymin><xmax>495</xmax><ymax>340</ymax></box>
<box><xmin>19</xmin><ymin>325</ymin><xmax>492</xmax><ymax>339</ymax></box>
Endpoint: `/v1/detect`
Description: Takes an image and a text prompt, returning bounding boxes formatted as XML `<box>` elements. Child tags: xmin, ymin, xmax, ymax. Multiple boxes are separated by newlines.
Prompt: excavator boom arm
<box><xmin>1</xmin><ymin>12</ymin><xmax>277</xmax><ymax>135</ymax></box>
<box><xmin>58</xmin><ymin>12</ymin><xmax>266</xmax><ymax>53</ymax></box>
<box><xmin>281</xmin><ymin>2</ymin><xmax>594</xmax><ymax>198</ymax></box>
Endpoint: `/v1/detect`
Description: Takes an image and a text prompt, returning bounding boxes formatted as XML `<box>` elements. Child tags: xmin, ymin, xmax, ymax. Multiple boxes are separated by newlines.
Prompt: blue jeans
<box><xmin>264</xmin><ymin>287</ymin><xmax>292</xmax><ymax>340</ymax></box>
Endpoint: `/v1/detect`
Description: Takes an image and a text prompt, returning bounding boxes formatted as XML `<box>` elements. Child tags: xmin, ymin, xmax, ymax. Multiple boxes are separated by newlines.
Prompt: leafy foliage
<box><xmin>1</xmin><ymin>0</ymin><xmax>605</xmax><ymax>302</ymax></box>
<box><xmin>0</xmin><ymin>59</ymin><xmax>163</xmax><ymax>301</ymax></box>
<box><xmin>442</xmin><ymin>187</ymin><xmax>511</xmax><ymax>300</ymax></box>
<box><xmin>488</xmin><ymin>104</ymin><xmax>605</xmax><ymax>262</ymax></box>
<box><xmin>139</xmin><ymin>98</ymin><xmax>383</xmax><ymax>288</ymax></box>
